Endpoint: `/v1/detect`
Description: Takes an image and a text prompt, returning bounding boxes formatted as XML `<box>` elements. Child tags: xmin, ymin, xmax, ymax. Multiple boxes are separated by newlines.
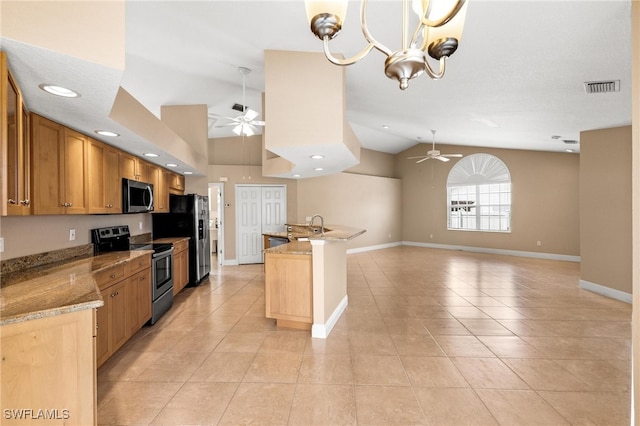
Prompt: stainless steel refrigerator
<box><xmin>152</xmin><ymin>194</ymin><xmax>211</xmax><ymax>285</ymax></box>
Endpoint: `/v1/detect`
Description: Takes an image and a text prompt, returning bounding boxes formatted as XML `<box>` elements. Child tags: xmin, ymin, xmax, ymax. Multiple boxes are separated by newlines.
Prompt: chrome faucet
<box><xmin>309</xmin><ymin>214</ymin><xmax>324</xmax><ymax>235</ymax></box>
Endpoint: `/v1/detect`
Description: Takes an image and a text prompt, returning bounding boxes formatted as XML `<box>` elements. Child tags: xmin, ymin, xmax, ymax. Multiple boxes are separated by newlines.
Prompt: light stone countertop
<box><xmin>1</xmin><ymin>250</ymin><xmax>152</xmax><ymax>326</ymax></box>
<box><xmin>263</xmin><ymin>224</ymin><xmax>366</xmax><ymax>255</ymax></box>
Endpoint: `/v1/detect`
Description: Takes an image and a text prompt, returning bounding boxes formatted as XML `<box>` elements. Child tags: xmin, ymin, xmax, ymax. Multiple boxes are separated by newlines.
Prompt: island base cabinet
<box><xmin>0</xmin><ymin>309</ymin><xmax>96</xmax><ymax>425</ymax></box>
<box><xmin>264</xmin><ymin>252</ymin><xmax>313</xmax><ymax>330</ymax></box>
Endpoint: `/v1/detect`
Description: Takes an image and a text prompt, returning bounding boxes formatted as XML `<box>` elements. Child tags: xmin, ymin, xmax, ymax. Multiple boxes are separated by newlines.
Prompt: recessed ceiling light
<box><xmin>565</xmin><ymin>149</ymin><xmax>574</xmax><ymax>153</ymax></box>
<box><xmin>314</xmin><ymin>167</ymin><xmax>324</xmax><ymax>172</ymax></box>
<box><xmin>551</xmin><ymin>135</ymin><xmax>562</xmax><ymax>140</ymax></box>
<box><xmin>382</xmin><ymin>125</ymin><xmax>390</xmax><ymax>129</ymax></box>
<box><xmin>39</xmin><ymin>84</ymin><xmax>80</xmax><ymax>98</ymax></box>
<box><xmin>310</xmin><ymin>154</ymin><xmax>324</xmax><ymax>160</ymax></box>
<box><xmin>95</xmin><ymin>130</ymin><xmax>119</xmax><ymax>137</ymax></box>
<box><xmin>293</xmin><ymin>174</ymin><xmax>301</xmax><ymax>178</ymax></box>
<box><xmin>143</xmin><ymin>153</ymin><xmax>159</xmax><ymax>157</ymax></box>
<box><xmin>165</xmin><ymin>163</ymin><xmax>178</xmax><ymax>167</ymax></box>
<box><xmin>183</xmin><ymin>171</ymin><xmax>193</xmax><ymax>175</ymax></box>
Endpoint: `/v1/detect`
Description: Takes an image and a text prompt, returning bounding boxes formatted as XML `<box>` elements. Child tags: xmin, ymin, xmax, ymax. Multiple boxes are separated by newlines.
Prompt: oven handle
<box><xmin>152</xmin><ymin>247</ymin><xmax>174</xmax><ymax>258</ymax></box>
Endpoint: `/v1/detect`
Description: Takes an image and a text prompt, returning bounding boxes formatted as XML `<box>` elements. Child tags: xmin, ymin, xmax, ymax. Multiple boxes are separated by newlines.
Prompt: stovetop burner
<box><xmin>91</xmin><ymin>225</ymin><xmax>171</xmax><ymax>255</ymax></box>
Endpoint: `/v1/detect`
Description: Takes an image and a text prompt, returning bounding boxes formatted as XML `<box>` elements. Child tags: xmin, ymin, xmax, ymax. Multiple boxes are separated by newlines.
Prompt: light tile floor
<box><xmin>97</xmin><ymin>246</ymin><xmax>632</xmax><ymax>425</ymax></box>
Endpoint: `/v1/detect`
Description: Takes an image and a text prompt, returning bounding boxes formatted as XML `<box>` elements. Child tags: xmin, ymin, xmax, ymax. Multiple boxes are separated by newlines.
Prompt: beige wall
<box><xmin>580</xmin><ymin>126</ymin><xmax>632</xmax><ymax>294</ymax></box>
<box><xmin>631</xmin><ymin>0</ymin><xmax>639</xmax><ymax>414</ymax></box>
<box><xmin>1</xmin><ymin>1</ymin><xmax>126</xmax><ymax>70</ymax></box>
<box><xmin>346</xmin><ymin>149</ymin><xmax>397</xmax><ymax>178</ymax></box>
<box><xmin>296</xmin><ymin>173</ymin><xmax>402</xmax><ymax>251</ymax></box>
<box><xmin>0</xmin><ymin>213</ymin><xmax>152</xmax><ymax>260</ymax></box>
<box><xmin>398</xmin><ymin>144</ymin><xmax>580</xmax><ymax>256</ymax></box>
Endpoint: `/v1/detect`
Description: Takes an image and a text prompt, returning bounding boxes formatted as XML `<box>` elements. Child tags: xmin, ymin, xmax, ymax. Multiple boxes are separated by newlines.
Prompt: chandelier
<box><xmin>305</xmin><ymin>0</ymin><xmax>468</xmax><ymax>90</ymax></box>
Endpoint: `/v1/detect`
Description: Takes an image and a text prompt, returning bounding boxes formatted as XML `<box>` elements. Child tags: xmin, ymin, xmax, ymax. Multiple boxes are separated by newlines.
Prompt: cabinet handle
<box><xmin>68</xmin><ymin>202</ymin><xmax>72</xmax><ymax>207</ymax></box>
<box><xmin>110</xmin><ymin>273</ymin><xmax>116</xmax><ymax>279</ymax></box>
<box><xmin>20</xmin><ymin>199</ymin><xmax>30</xmax><ymax>206</ymax></box>
<box><xmin>8</xmin><ymin>199</ymin><xmax>17</xmax><ymax>204</ymax></box>
<box><xmin>140</xmin><ymin>276</ymin><xmax>146</xmax><ymax>281</ymax></box>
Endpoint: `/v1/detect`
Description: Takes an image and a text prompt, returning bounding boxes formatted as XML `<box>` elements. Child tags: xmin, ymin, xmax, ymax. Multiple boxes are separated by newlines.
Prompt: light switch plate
<box><xmin>0</xmin><ymin>237</ymin><xmax>4</xmax><ymax>253</ymax></box>
<box><xmin>69</xmin><ymin>229</ymin><xmax>76</xmax><ymax>241</ymax></box>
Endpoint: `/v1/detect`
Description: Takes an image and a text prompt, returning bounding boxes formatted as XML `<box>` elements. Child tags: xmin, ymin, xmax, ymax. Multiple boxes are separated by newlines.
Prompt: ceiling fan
<box><xmin>408</xmin><ymin>130</ymin><xmax>463</xmax><ymax>163</ymax></box>
<box><xmin>208</xmin><ymin>66</ymin><xmax>265</xmax><ymax>137</ymax></box>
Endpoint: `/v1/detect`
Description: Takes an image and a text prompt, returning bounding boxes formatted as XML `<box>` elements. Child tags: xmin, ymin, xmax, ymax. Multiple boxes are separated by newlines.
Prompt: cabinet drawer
<box><xmin>125</xmin><ymin>254</ymin><xmax>151</xmax><ymax>275</ymax></box>
<box><xmin>95</xmin><ymin>265</ymin><xmax>125</xmax><ymax>291</ymax></box>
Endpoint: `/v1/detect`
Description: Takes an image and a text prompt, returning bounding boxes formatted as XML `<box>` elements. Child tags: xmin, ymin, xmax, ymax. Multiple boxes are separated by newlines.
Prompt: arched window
<box><xmin>446</xmin><ymin>153</ymin><xmax>511</xmax><ymax>232</ymax></box>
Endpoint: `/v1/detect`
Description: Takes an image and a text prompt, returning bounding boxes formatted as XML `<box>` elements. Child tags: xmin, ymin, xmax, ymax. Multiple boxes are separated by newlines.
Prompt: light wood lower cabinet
<box><xmin>173</xmin><ymin>239</ymin><xmax>189</xmax><ymax>295</ymax></box>
<box><xmin>95</xmin><ymin>254</ymin><xmax>152</xmax><ymax>368</ymax></box>
<box><xmin>264</xmin><ymin>252</ymin><xmax>313</xmax><ymax>330</ymax></box>
<box><xmin>1</xmin><ymin>309</ymin><xmax>97</xmax><ymax>425</ymax></box>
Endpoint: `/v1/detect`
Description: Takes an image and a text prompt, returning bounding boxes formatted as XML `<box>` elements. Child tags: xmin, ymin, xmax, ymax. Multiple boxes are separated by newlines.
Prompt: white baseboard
<box><xmin>579</xmin><ymin>279</ymin><xmax>632</xmax><ymax>304</ymax></box>
<box><xmin>347</xmin><ymin>241</ymin><xmax>402</xmax><ymax>254</ymax></box>
<box><xmin>402</xmin><ymin>241</ymin><xmax>581</xmax><ymax>263</ymax></box>
<box><xmin>312</xmin><ymin>295</ymin><xmax>348</xmax><ymax>339</ymax></box>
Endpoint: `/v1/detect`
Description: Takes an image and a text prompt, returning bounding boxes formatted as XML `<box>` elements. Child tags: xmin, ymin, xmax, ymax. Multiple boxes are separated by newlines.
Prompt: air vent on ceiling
<box><xmin>583</xmin><ymin>80</ymin><xmax>620</xmax><ymax>94</ymax></box>
<box><xmin>232</xmin><ymin>103</ymin><xmax>247</xmax><ymax>112</ymax></box>
<box><xmin>562</xmin><ymin>139</ymin><xmax>578</xmax><ymax>145</ymax></box>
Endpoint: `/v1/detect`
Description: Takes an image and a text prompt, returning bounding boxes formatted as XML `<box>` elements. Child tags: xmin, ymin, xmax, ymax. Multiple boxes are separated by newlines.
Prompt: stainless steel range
<box><xmin>92</xmin><ymin>225</ymin><xmax>174</xmax><ymax>324</ymax></box>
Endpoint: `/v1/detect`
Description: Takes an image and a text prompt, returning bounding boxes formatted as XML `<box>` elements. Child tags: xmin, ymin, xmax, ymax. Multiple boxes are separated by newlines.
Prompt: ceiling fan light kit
<box><xmin>209</xmin><ymin>66</ymin><xmax>265</xmax><ymax>137</ymax></box>
<box><xmin>305</xmin><ymin>0</ymin><xmax>468</xmax><ymax>90</ymax></box>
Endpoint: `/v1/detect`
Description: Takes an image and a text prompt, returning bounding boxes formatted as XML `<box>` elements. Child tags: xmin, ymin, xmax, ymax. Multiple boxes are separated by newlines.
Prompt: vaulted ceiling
<box><xmin>1</xmin><ymin>1</ymin><xmax>632</xmax><ymax>175</ymax></box>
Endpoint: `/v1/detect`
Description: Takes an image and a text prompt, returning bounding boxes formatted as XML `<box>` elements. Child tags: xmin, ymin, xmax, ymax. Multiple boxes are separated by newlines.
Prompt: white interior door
<box><xmin>262</xmin><ymin>186</ymin><xmax>286</xmax><ymax>234</ymax></box>
<box><xmin>237</xmin><ymin>186</ymin><xmax>262</xmax><ymax>264</ymax></box>
<box><xmin>236</xmin><ymin>185</ymin><xmax>287</xmax><ymax>264</ymax></box>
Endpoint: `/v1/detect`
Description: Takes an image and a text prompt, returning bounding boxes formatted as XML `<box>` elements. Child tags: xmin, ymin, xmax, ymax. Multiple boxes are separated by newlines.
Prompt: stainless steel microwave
<box><xmin>122</xmin><ymin>178</ymin><xmax>154</xmax><ymax>213</ymax></box>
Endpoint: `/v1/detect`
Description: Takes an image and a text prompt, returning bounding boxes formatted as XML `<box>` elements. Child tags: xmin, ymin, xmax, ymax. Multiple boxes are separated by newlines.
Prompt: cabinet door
<box><xmin>87</xmin><ymin>139</ymin><xmax>107</xmax><ymax>214</ymax></box>
<box><xmin>96</xmin><ymin>288</ymin><xmax>111</xmax><ymax>368</ymax></box>
<box><xmin>173</xmin><ymin>250</ymin><xmax>185</xmax><ymax>295</ymax></box>
<box><xmin>265</xmin><ymin>253</ymin><xmax>313</xmax><ymax>324</ymax></box>
<box><xmin>169</xmin><ymin>172</ymin><xmax>185</xmax><ymax>193</ymax></box>
<box><xmin>120</xmin><ymin>152</ymin><xmax>137</xmax><ymax>181</ymax></box>
<box><xmin>135</xmin><ymin>270</ymin><xmax>152</xmax><ymax>330</ymax></box>
<box><xmin>1</xmin><ymin>54</ymin><xmax>30</xmax><ymax>216</ymax></box>
<box><xmin>31</xmin><ymin>114</ymin><xmax>65</xmax><ymax>215</ymax></box>
<box><xmin>126</xmin><ymin>269</ymin><xmax>151</xmax><ymax>335</ymax></box>
<box><xmin>63</xmin><ymin>128</ymin><xmax>88</xmax><ymax>214</ymax></box>
<box><xmin>109</xmin><ymin>280</ymin><xmax>128</xmax><ymax>353</ymax></box>
<box><xmin>104</xmin><ymin>145</ymin><xmax>121</xmax><ymax>212</ymax></box>
<box><xmin>151</xmin><ymin>166</ymin><xmax>169</xmax><ymax>212</ymax></box>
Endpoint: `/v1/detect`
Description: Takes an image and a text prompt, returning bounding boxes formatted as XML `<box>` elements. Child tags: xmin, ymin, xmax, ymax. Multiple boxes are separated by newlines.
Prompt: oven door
<box><xmin>152</xmin><ymin>248</ymin><xmax>174</xmax><ymax>300</ymax></box>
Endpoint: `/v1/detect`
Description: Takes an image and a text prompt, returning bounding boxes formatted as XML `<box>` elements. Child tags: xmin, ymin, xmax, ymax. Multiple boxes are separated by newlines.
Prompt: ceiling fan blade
<box><xmin>250</xmin><ymin>120</ymin><xmax>266</xmax><ymax>126</ymax></box>
<box><xmin>435</xmin><ymin>156</ymin><xmax>450</xmax><ymax>162</ymax></box>
<box><xmin>416</xmin><ymin>157</ymin><xmax>431</xmax><ymax>163</ymax></box>
<box><xmin>407</xmin><ymin>156</ymin><xmax>428</xmax><ymax>160</ymax></box>
<box><xmin>441</xmin><ymin>154</ymin><xmax>463</xmax><ymax>158</ymax></box>
<box><xmin>244</xmin><ymin>108</ymin><xmax>260</xmax><ymax>121</ymax></box>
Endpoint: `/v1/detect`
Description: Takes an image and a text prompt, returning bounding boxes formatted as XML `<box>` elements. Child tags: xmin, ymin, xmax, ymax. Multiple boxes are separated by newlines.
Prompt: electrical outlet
<box><xmin>139</xmin><ymin>222</ymin><xmax>143</xmax><ymax>230</ymax></box>
<box><xmin>536</xmin><ymin>240</ymin><xmax>542</xmax><ymax>247</ymax></box>
<box><xmin>69</xmin><ymin>229</ymin><xmax>76</xmax><ymax>241</ymax></box>
<box><xmin>429</xmin><ymin>234</ymin><xmax>434</xmax><ymax>239</ymax></box>
<box><xmin>0</xmin><ymin>237</ymin><xmax>4</xmax><ymax>253</ymax></box>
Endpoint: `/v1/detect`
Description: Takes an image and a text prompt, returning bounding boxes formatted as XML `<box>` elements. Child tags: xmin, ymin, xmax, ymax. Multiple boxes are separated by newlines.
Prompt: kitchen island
<box><xmin>263</xmin><ymin>224</ymin><xmax>365</xmax><ymax>338</ymax></box>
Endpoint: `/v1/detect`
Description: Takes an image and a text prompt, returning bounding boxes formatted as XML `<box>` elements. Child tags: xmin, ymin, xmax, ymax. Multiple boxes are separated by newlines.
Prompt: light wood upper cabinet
<box><xmin>120</xmin><ymin>152</ymin><xmax>150</xmax><ymax>183</ymax></box>
<box><xmin>30</xmin><ymin>114</ymin><xmax>65</xmax><ymax>215</ymax></box>
<box><xmin>169</xmin><ymin>172</ymin><xmax>185</xmax><ymax>193</ymax></box>
<box><xmin>31</xmin><ymin>114</ymin><xmax>89</xmax><ymax>214</ymax></box>
<box><xmin>88</xmin><ymin>138</ymin><xmax>121</xmax><ymax>213</ymax></box>
<box><xmin>1</xmin><ymin>52</ymin><xmax>30</xmax><ymax>216</ymax></box>
<box><xmin>149</xmin><ymin>165</ymin><xmax>170</xmax><ymax>212</ymax></box>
